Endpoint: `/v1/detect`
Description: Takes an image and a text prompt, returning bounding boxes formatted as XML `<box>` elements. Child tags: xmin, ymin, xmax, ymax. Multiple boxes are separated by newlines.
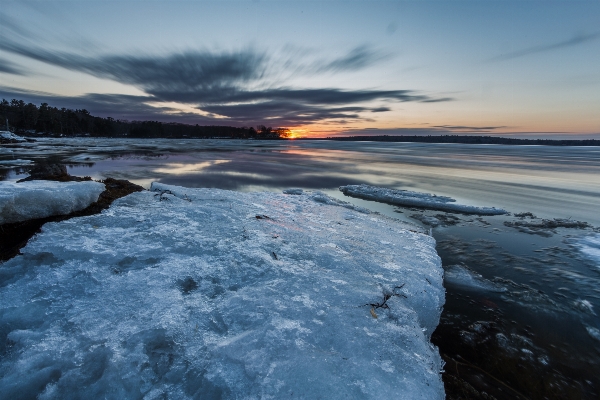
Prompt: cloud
<box><xmin>334</xmin><ymin>126</ymin><xmax>513</xmax><ymax>137</ymax></box>
<box><xmin>0</xmin><ymin>86</ymin><xmax>202</xmax><ymax>123</ymax></box>
<box><xmin>313</xmin><ymin>45</ymin><xmax>390</xmax><ymax>73</ymax></box>
<box><xmin>0</xmin><ymin>33</ymin><xmax>452</xmax><ymax>126</ymax></box>
<box><xmin>488</xmin><ymin>32</ymin><xmax>600</xmax><ymax>61</ymax></box>
<box><xmin>433</xmin><ymin>125</ymin><xmax>507</xmax><ymax>131</ymax></box>
<box><xmin>0</xmin><ymin>59</ymin><xmax>25</xmax><ymax>75</ymax></box>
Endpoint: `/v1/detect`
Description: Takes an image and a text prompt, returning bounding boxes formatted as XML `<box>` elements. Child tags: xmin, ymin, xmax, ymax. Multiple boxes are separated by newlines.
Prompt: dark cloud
<box><xmin>335</xmin><ymin>126</ymin><xmax>513</xmax><ymax>137</ymax></box>
<box><xmin>200</xmin><ymin>101</ymin><xmax>389</xmax><ymax>125</ymax></box>
<box><xmin>0</xmin><ymin>34</ymin><xmax>452</xmax><ymax>126</ymax></box>
<box><xmin>314</xmin><ymin>45</ymin><xmax>389</xmax><ymax>73</ymax></box>
<box><xmin>489</xmin><ymin>32</ymin><xmax>600</xmax><ymax>62</ymax></box>
<box><xmin>371</xmin><ymin>107</ymin><xmax>391</xmax><ymax>113</ymax></box>
<box><xmin>0</xmin><ymin>40</ymin><xmax>266</xmax><ymax>94</ymax></box>
<box><xmin>433</xmin><ymin>125</ymin><xmax>507</xmax><ymax>131</ymax></box>
<box><xmin>0</xmin><ymin>59</ymin><xmax>25</xmax><ymax>75</ymax></box>
<box><xmin>0</xmin><ymin>86</ymin><xmax>212</xmax><ymax>123</ymax></box>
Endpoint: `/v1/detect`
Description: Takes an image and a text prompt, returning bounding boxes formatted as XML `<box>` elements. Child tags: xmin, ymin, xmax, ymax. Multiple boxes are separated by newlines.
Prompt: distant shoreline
<box><xmin>310</xmin><ymin>135</ymin><xmax>600</xmax><ymax>147</ymax></box>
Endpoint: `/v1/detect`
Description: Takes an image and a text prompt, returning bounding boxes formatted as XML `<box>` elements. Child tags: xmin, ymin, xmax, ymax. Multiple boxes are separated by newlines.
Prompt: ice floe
<box><xmin>339</xmin><ymin>184</ymin><xmax>507</xmax><ymax>215</ymax></box>
<box><xmin>0</xmin><ymin>183</ymin><xmax>445</xmax><ymax>399</ymax></box>
<box><xmin>0</xmin><ymin>131</ymin><xmax>27</xmax><ymax>143</ymax></box>
<box><xmin>444</xmin><ymin>264</ymin><xmax>507</xmax><ymax>292</ymax></box>
<box><xmin>586</xmin><ymin>327</ymin><xmax>600</xmax><ymax>342</ymax></box>
<box><xmin>0</xmin><ymin>180</ymin><xmax>105</xmax><ymax>224</ymax></box>
<box><xmin>575</xmin><ymin>233</ymin><xmax>600</xmax><ymax>270</ymax></box>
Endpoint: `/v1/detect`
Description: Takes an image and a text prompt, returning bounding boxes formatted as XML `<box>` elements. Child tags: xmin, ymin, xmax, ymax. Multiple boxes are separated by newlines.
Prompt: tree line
<box><xmin>327</xmin><ymin>135</ymin><xmax>600</xmax><ymax>147</ymax></box>
<box><xmin>1</xmin><ymin>99</ymin><xmax>290</xmax><ymax>139</ymax></box>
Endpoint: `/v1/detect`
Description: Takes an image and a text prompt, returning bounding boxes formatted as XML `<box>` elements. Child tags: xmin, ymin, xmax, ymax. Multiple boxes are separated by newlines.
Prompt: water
<box><xmin>2</xmin><ymin>138</ymin><xmax>600</xmax><ymax>398</ymax></box>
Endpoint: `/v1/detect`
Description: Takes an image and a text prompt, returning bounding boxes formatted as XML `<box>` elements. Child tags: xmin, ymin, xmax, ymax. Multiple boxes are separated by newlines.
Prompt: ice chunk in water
<box><xmin>586</xmin><ymin>327</ymin><xmax>600</xmax><ymax>342</ymax></box>
<box><xmin>576</xmin><ymin>233</ymin><xmax>600</xmax><ymax>270</ymax></box>
<box><xmin>340</xmin><ymin>184</ymin><xmax>507</xmax><ymax>215</ymax></box>
<box><xmin>444</xmin><ymin>264</ymin><xmax>507</xmax><ymax>292</ymax></box>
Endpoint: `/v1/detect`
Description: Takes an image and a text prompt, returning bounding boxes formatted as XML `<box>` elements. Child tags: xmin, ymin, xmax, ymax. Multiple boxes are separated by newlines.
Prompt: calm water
<box><xmin>2</xmin><ymin>138</ymin><xmax>600</xmax><ymax>397</ymax></box>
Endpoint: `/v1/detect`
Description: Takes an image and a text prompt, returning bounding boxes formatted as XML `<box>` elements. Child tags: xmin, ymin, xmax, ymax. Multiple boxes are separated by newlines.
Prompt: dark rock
<box><xmin>17</xmin><ymin>163</ymin><xmax>91</xmax><ymax>182</ymax></box>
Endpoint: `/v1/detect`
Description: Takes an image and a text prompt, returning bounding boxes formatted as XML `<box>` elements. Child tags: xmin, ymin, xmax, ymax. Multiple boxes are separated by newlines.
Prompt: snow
<box><xmin>0</xmin><ymin>180</ymin><xmax>105</xmax><ymax>224</ymax></box>
<box><xmin>0</xmin><ymin>183</ymin><xmax>445</xmax><ymax>399</ymax></box>
<box><xmin>340</xmin><ymin>184</ymin><xmax>507</xmax><ymax>215</ymax></box>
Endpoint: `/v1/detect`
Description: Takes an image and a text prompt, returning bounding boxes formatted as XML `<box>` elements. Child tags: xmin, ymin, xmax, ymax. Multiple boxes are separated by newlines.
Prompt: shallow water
<box><xmin>2</xmin><ymin>138</ymin><xmax>600</xmax><ymax>397</ymax></box>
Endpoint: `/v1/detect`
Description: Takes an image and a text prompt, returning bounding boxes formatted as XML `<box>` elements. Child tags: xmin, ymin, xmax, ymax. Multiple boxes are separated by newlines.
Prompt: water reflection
<box><xmin>2</xmin><ymin>138</ymin><xmax>600</xmax><ymax>396</ymax></box>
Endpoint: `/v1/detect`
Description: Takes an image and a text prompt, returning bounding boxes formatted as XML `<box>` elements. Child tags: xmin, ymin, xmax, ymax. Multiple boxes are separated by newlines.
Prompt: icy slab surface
<box><xmin>0</xmin><ymin>183</ymin><xmax>445</xmax><ymax>399</ymax></box>
<box><xmin>340</xmin><ymin>184</ymin><xmax>507</xmax><ymax>215</ymax></box>
<box><xmin>0</xmin><ymin>180</ymin><xmax>105</xmax><ymax>224</ymax></box>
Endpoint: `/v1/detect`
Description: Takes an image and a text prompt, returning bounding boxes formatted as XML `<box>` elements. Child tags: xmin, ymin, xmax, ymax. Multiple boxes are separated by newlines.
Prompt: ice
<box><xmin>586</xmin><ymin>327</ymin><xmax>600</xmax><ymax>342</ymax></box>
<box><xmin>282</xmin><ymin>188</ymin><xmax>304</xmax><ymax>195</ymax></box>
<box><xmin>0</xmin><ymin>180</ymin><xmax>105</xmax><ymax>224</ymax></box>
<box><xmin>444</xmin><ymin>264</ymin><xmax>507</xmax><ymax>292</ymax></box>
<box><xmin>576</xmin><ymin>233</ymin><xmax>600</xmax><ymax>270</ymax></box>
<box><xmin>0</xmin><ymin>131</ymin><xmax>27</xmax><ymax>142</ymax></box>
<box><xmin>0</xmin><ymin>159</ymin><xmax>34</xmax><ymax>166</ymax></box>
<box><xmin>340</xmin><ymin>184</ymin><xmax>507</xmax><ymax>215</ymax></box>
<box><xmin>0</xmin><ymin>183</ymin><xmax>445</xmax><ymax>399</ymax></box>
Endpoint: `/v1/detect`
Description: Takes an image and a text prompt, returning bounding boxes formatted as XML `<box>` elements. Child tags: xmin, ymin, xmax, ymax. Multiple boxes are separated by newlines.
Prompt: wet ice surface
<box><xmin>0</xmin><ymin>180</ymin><xmax>105</xmax><ymax>224</ymax></box>
<box><xmin>0</xmin><ymin>184</ymin><xmax>444</xmax><ymax>399</ymax></box>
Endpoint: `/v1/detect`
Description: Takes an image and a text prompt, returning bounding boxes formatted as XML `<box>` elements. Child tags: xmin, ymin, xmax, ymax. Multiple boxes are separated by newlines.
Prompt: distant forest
<box><xmin>0</xmin><ymin>99</ymin><xmax>290</xmax><ymax>139</ymax></box>
<box><xmin>3</xmin><ymin>98</ymin><xmax>598</xmax><ymax>146</ymax></box>
<box><xmin>327</xmin><ymin>135</ymin><xmax>600</xmax><ymax>146</ymax></box>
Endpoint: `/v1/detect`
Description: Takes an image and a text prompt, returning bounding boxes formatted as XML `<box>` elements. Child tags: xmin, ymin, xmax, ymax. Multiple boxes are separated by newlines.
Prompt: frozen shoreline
<box><xmin>0</xmin><ymin>183</ymin><xmax>445</xmax><ymax>399</ymax></box>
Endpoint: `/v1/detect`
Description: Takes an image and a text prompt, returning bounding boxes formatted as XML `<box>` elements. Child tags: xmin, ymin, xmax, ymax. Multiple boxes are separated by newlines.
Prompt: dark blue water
<box><xmin>2</xmin><ymin>138</ymin><xmax>600</xmax><ymax>397</ymax></box>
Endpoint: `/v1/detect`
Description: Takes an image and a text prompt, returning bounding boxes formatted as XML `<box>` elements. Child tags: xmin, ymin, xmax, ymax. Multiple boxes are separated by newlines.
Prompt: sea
<box><xmin>2</xmin><ymin>137</ymin><xmax>600</xmax><ymax>398</ymax></box>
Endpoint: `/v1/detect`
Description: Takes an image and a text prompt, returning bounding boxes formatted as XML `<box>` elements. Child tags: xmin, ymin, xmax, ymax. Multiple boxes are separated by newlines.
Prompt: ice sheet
<box><xmin>340</xmin><ymin>184</ymin><xmax>507</xmax><ymax>215</ymax></box>
<box><xmin>0</xmin><ymin>180</ymin><xmax>105</xmax><ymax>224</ymax></box>
<box><xmin>0</xmin><ymin>183</ymin><xmax>445</xmax><ymax>399</ymax></box>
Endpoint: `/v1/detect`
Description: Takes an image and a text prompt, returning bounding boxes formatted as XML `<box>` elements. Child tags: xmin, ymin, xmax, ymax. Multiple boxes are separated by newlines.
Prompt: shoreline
<box><xmin>0</xmin><ymin>167</ymin><xmax>143</xmax><ymax>261</ymax></box>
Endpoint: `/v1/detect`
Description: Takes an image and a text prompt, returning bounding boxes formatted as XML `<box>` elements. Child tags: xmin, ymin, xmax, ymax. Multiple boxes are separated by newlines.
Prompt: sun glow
<box><xmin>287</xmin><ymin>129</ymin><xmax>310</xmax><ymax>139</ymax></box>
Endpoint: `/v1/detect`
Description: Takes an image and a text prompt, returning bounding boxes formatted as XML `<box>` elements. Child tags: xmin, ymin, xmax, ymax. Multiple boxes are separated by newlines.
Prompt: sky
<box><xmin>0</xmin><ymin>0</ymin><xmax>599</xmax><ymax>138</ymax></box>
